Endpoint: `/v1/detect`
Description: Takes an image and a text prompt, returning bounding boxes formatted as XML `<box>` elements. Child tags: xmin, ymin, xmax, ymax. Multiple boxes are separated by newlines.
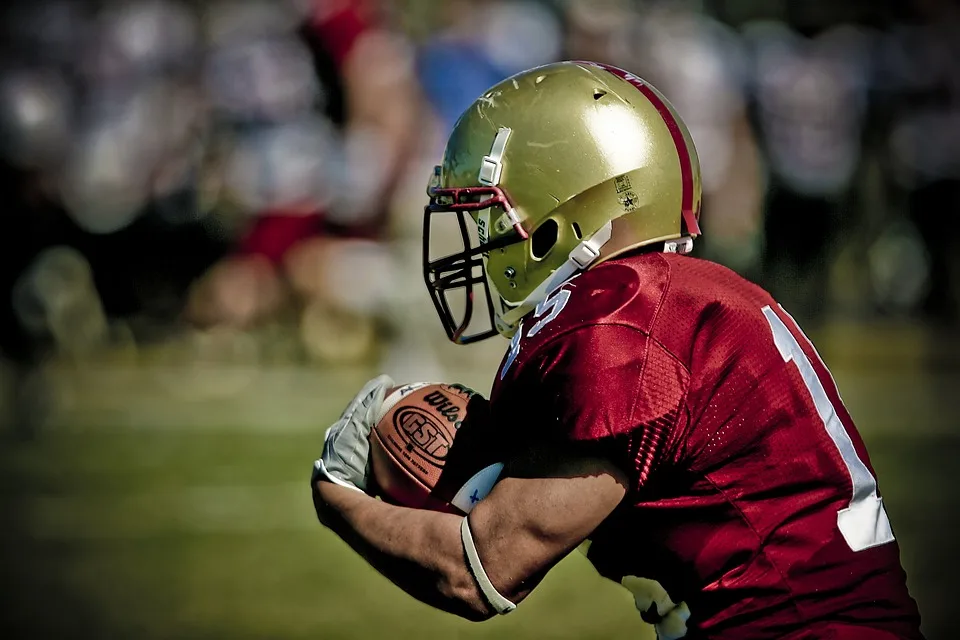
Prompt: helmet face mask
<box><xmin>422</xmin><ymin>61</ymin><xmax>703</xmax><ymax>345</ymax></box>
<box><xmin>422</xmin><ymin>179</ymin><xmax>529</xmax><ymax>344</ymax></box>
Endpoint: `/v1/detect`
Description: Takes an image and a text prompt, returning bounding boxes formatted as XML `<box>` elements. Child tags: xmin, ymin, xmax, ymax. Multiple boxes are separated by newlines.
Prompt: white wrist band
<box><xmin>460</xmin><ymin>517</ymin><xmax>517</xmax><ymax>615</ymax></box>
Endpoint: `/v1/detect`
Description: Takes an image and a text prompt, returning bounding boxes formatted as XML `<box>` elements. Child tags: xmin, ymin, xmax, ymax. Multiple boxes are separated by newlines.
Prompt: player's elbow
<box><xmin>455</xmin><ymin>604</ymin><xmax>497</xmax><ymax>623</ymax></box>
<box><xmin>436</xmin><ymin>559</ymin><xmax>532</xmax><ymax>622</ymax></box>
<box><xmin>435</xmin><ymin>564</ymin><xmax>498</xmax><ymax>622</ymax></box>
<box><xmin>311</xmin><ymin>481</ymin><xmax>339</xmax><ymax>529</ymax></box>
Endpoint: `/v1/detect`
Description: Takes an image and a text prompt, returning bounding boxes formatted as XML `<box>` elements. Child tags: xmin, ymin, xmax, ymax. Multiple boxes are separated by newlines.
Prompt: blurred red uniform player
<box><xmin>190</xmin><ymin>0</ymin><xmax>416</xmax><ymax>361</ymax></box>
<box><xmin>237</xmin><ymin>0</ymin><xmax>396</xmax><ymax>263</ymax></box>
<box><xmin>489</xmin><ymin>252</ymin><xmax>923</xmax><ymax>639</ymax></box>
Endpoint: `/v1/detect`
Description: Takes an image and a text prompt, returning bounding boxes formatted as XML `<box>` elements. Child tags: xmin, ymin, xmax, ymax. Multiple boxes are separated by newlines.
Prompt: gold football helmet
<box><xmin>423</xmin><ymin>61</ymin><xmax>702</xmax><ymax>344</ymax></box>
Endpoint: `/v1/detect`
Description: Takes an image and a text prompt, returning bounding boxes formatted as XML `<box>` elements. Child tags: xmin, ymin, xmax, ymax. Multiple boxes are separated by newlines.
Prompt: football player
<box><xmin>311</xmin><ymin>61</ymin><xmax>924</xmax><ymax>639</ymax></box>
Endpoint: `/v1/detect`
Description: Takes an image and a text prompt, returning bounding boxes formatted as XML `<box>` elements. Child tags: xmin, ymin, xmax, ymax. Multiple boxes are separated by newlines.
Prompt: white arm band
<box><xmin>460</xmin><ymin>517</ymin><xmax>517</xmax><ymax>615</ymax></box>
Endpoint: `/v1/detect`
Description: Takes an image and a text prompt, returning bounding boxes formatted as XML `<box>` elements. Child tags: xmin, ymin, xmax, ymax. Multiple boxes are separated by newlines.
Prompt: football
<box><xmin>368</xmin><ymin>382</ymin><xmax>502</xmax><ymax>514</ymax></box>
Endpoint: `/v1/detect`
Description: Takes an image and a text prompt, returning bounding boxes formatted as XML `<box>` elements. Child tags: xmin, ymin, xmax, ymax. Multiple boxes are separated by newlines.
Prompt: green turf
<box><xmin>1</xmin><ymin>339</ymin><xmax>958</xmax><ymax>639</ymax></box>
<box><xmin>0</xmin><ymin>429</ymin><xmax>650</xmax><ymax>640</ymax></box>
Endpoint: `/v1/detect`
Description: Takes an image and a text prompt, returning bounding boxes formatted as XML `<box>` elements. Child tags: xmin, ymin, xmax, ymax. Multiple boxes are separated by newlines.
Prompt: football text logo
<box><xmin>395</xmin><ymin>408</ymin><xmax>451</xmax><ymax>463</ymax></box>
<box><xmin>423</xmin><ymin>390</ymin><xmax>463</xmax><ymax>426</ymax></box>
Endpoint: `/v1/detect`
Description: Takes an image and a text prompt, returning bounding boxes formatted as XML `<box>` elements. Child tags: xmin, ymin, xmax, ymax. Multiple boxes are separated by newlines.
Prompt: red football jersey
<box><xmin>489</xmin><ymin>252</ymin><xmax>923</xmax><ymax>639</ymax></box>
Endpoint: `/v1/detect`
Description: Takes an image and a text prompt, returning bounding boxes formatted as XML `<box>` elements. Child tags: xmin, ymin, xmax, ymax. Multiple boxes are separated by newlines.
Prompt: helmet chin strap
<box><xmin>496</xmin><ymin>227</ymin><xmax>697</xmax><ymax>335</ymax></box>
<box><xmin>664</xmin><ymin>236</ymin><xmax>694</xmax><ymax>255</ymax></box>
<box><xmin>498</xmin><ymin>222</ymin><xmax>614</xmax><ymax>332</ymax></box>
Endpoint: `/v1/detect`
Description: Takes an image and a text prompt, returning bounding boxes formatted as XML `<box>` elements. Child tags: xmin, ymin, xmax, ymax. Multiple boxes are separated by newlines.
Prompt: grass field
<box><xmin>1</xmin><ymin>323</ymin><xmax>958</xmax><ymax>639</ymax></box>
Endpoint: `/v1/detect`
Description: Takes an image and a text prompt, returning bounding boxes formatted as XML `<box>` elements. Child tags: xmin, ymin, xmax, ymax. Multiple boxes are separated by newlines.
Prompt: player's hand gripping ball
<box><xmin>369</xmin><ymin>383</ymin><xmax>503</xmax><ymax>514</ymax></box>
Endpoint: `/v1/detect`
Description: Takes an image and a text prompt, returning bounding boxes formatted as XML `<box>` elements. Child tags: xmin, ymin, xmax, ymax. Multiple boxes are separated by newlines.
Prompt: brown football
<box><xmin>368</xmin><ymin>382</ymin><xmax>502</xmax><ymax>514</ymax></box>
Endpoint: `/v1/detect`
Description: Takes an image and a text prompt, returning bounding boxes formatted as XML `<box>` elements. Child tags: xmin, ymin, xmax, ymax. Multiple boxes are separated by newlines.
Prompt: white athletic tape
<box><xmin>461</xmin><ymin>517</ymin><xmax>516</xmax><ymax>615</ymax></box>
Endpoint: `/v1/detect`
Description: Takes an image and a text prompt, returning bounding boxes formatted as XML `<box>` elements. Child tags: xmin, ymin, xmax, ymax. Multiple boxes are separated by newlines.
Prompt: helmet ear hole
<box><xmin>531</xmin><ymin>219</ymin><xmax>559</xmax><ymax>259</ymax></box>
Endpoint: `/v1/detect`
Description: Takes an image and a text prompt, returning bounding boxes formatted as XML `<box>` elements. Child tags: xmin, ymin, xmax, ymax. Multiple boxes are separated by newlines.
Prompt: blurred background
<box><xmin>0</xmin><ymin>0</ymin><xmax>958</xmax><ymax>638</ymax></box>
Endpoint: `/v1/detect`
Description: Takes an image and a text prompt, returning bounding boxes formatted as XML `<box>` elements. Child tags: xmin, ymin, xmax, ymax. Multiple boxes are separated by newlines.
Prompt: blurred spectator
<box><xmin>561</xmin><ymin>0</ymin><xmax>763</xmax><ymax>277</ymax></box>
<box><xmin>628</xmin><ymin>1</ymin><xmax>764</xmax><ymax>277</ymax></box>
<box><xmin>2</xmin><ymin>0</ymin><xmax>959</xmax><ymax>384</ymax></box>
<box><xmin>416</xmin><ymin>0</ymin><xmax>562</xmax><ymax>134</ymax></box>
<box><xmin>184</xmin><ymin>0</ymin><xmax>420</xmax><ymax>363</ymax></box>
<box><xmin>742</xmin><ymin>19</ymin><xmax>875</xmax><ymax>322</ymax></box>
<box><xmin>0</xmin><ymin>0</ymin><xmax>224</xmax><ymax>365</ymax></box>
<box><xmin>562</xmin><ymin>0</ymin><xmax>634</xmax><ymax>67</ymax></box>
<box><xmin>875</xmin><ymin>0</ymin><xmax>960</xmax><ymax>322</ymax></box>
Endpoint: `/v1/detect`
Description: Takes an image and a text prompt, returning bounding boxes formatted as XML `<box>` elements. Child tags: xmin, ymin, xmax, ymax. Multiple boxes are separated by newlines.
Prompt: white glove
<box><xmin>621</xmin><ymin>576</ymin><xmax>691</xmax><ymax>640</ymax></box>
<box><xmin>312</xmin><ymin>374</ymin><xmax>395</xmax><ymax>493</ymax></box>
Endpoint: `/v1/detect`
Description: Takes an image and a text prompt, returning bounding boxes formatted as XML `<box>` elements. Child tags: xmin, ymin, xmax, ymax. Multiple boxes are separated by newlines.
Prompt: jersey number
<box><xmin>762</xmin><ymin>305</ymin><xmax>894</xmax><ymax>552</ymax></box>
<box><xmin>500</xmin><ymin>288</ymin><xmax>572</xmax><ymax>380</ymax></box>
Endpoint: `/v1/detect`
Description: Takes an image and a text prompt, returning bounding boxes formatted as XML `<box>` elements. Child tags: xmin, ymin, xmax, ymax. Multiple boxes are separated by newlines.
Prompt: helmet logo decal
<box><xmin>615</xmin><ymin>174</ymin><xmax>640</xmax><ymax>212</ymax></box>
<box><xmin>619</xmin><ymin>192</ymin><xmax>639</xmax><ymax>211</ymax></box>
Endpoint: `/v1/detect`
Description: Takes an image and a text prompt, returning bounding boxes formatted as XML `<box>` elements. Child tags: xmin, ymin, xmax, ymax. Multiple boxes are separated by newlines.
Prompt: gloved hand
<box><xmin>312</xmin><ymin>374</ymin><xmax>395</xmax><ymax>493</ymax></box>
<box><xmin>621</xmin><ymin>575</ymin><xmax>691</xmax><ymax>640</ymax></box>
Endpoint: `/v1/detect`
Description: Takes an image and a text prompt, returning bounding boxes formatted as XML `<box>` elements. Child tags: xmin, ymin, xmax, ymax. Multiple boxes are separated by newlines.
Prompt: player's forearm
<box><xmin>312</xmin><ymin>480</ymin><xmax>494</xmax><ymax>621</ymax></box>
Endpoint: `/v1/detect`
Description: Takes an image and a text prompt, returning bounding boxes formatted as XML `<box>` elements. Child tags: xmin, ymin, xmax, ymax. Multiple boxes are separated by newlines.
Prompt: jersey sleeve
<box><xmin>496</xmin><ymin>323</ymin><xmax>689</xmax><ymax>487</ymax></box>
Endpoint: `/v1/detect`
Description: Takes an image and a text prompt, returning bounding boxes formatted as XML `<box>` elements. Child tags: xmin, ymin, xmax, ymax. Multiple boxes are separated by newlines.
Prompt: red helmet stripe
<box><xmin>576</xmin><ymin>62</ymin><xmax>701</xmax><ymax>236</ymax></box>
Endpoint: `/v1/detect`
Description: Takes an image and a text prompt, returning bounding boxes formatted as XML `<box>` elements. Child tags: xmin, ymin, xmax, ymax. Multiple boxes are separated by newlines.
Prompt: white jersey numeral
<box><xmin>499</xmin><ymin>287</ymin><xmax>572</xmax><ymax>380</ymax></box>
<box><xmin>762</xmin><ymin>305</ymin><xmax>894</xmax><ymax>552</ymax></box>
<box><xmin>527</xmin><ymin>288</ymin><xmax>571</xmax><ymax>338</ymax></box>
<box><xmin>500</xmin><ymin>326</ymin><xmax>523</xmax><ymax>381</ymax></box>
